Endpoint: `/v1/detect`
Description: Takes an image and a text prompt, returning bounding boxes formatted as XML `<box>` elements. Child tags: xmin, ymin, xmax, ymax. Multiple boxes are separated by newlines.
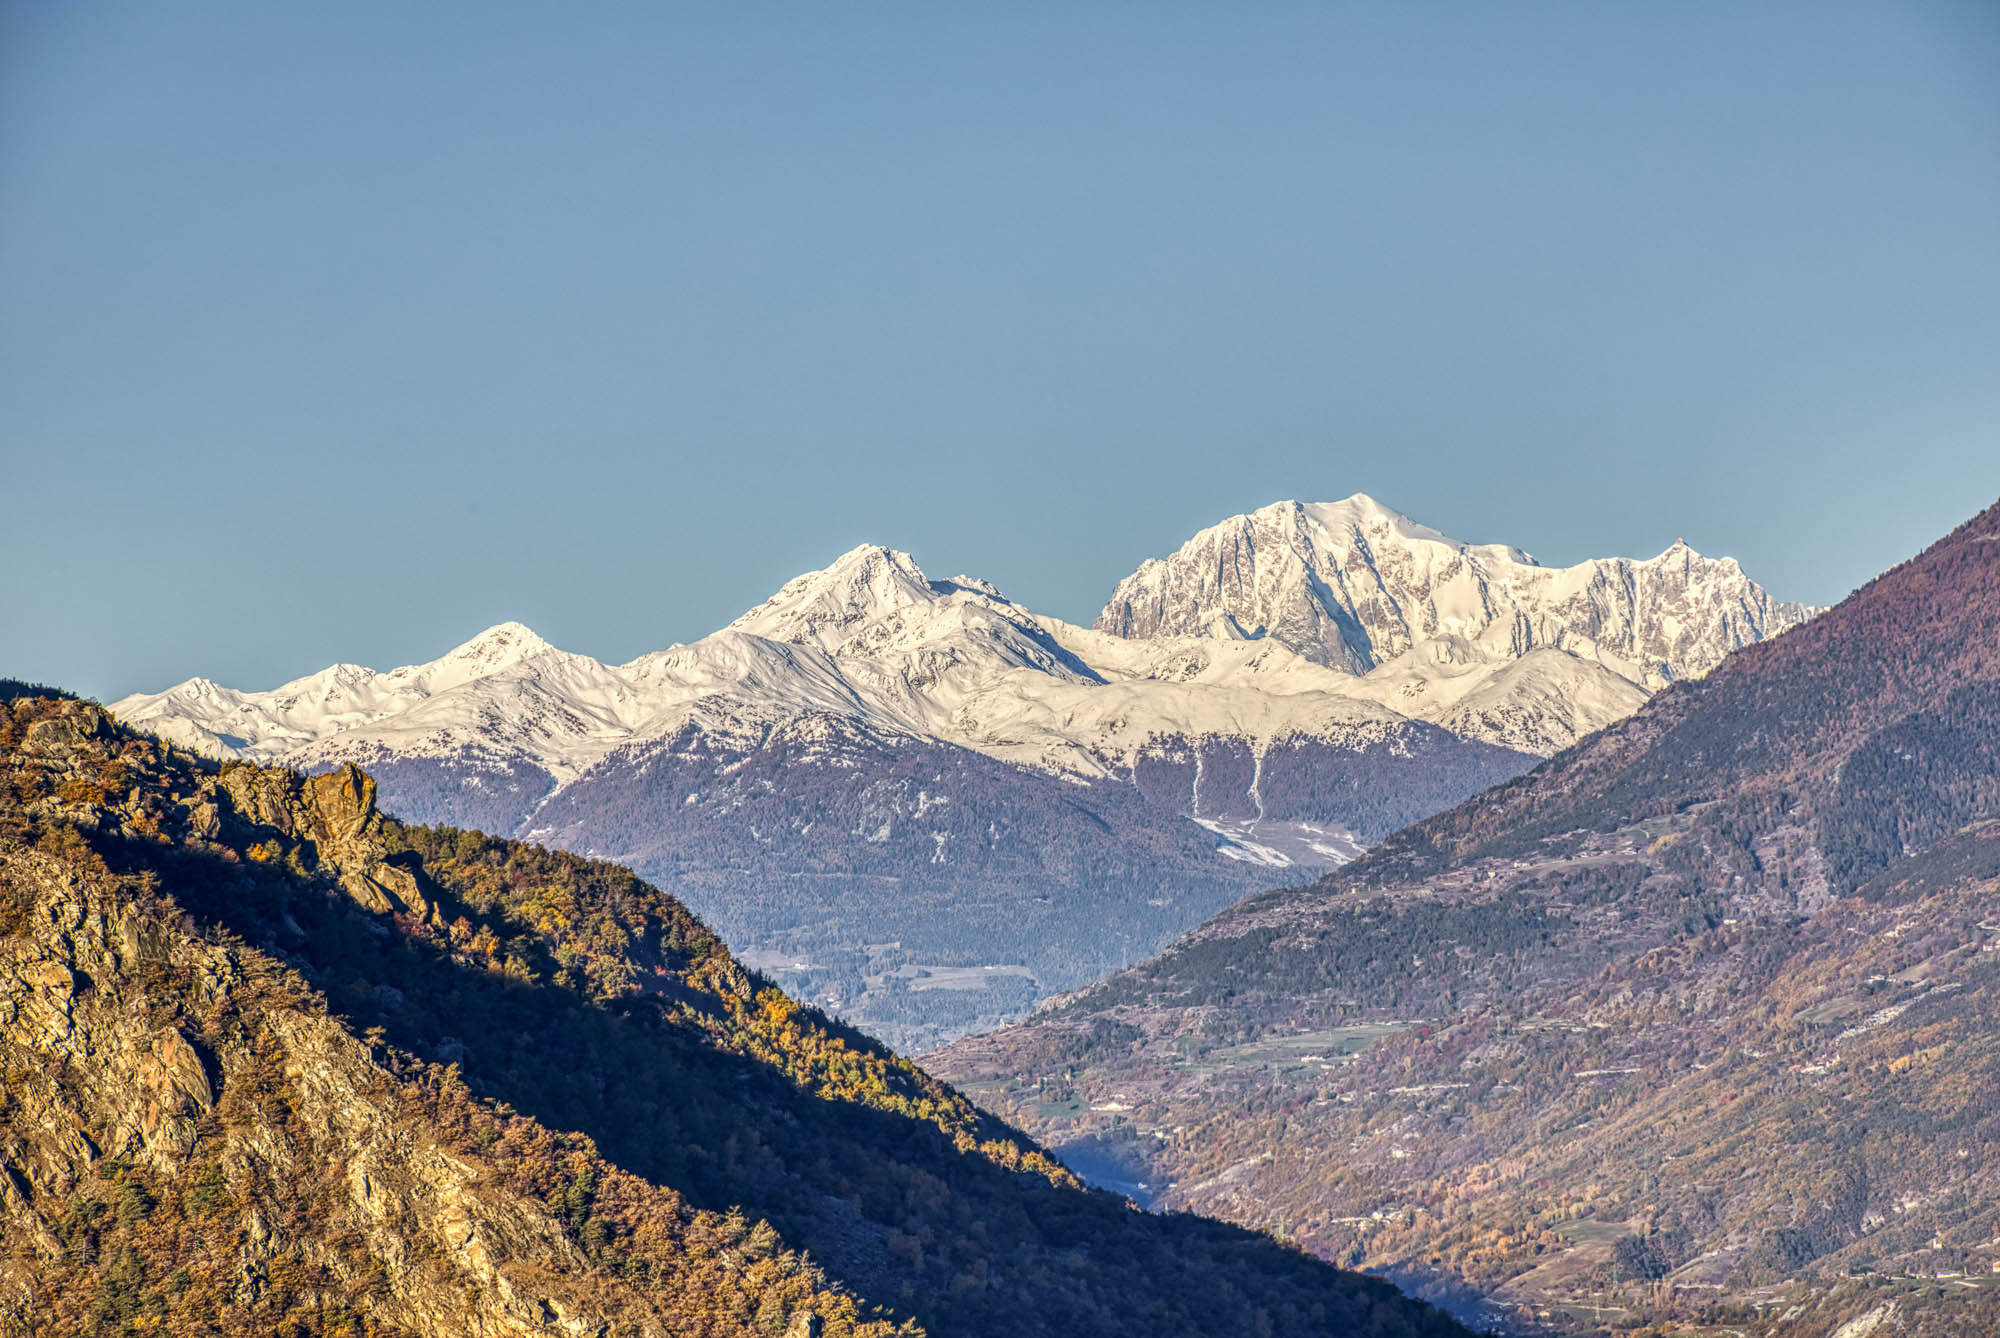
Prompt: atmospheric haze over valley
<box><xmin>113</xmin><ymin>495</ymin><xmax>1815</xmax><ymax>1050</ymax></box>
<box><xmin>14</xmin><ymin>492</ymin><xmax>2000</xmax><ymax>1338</ymax></box>
<box><xmin>8</xmin><ymin>5</ymin><xmax>1998</xmax><ymax>1335</ymax></box>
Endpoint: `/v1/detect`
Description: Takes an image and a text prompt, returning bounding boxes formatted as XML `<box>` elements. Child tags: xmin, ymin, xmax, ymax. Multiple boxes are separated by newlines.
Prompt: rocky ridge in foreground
<box><xmin>0</xmin><ymin>686</ymin><xmax>1465</xmax><ymax>1338</ymax></box>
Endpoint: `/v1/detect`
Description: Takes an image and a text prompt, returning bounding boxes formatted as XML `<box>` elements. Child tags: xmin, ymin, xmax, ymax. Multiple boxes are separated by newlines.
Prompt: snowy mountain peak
<box><xmin>1295</xmin><ymin>494</ymin><xmax>1539</xmax><ymax>566</ymax></box>
<box><xmin>1642</xmin><ymin>537</ymin><xmax>1740</xmax><ymax>574</ymax></box>
<box><xmin>1098</xmin><ymin>497</ymin><xmax>1817</xmax><ymax>688</ymax></box>
<box><xmin>935</xmin><ymin>574</ymin><xmax>1009</xmax><ymax>602</ymax></box>
<box><xmin>382</xmin><ymin>620</ymin><xmax>562</xmax><ymax>697</ymax></box>
<box><xmin>434</xmin><ymin>621</ymin><xmax>554</xmax><ymax>669</ymax></box>
<box><xmin>1101</xmin><ymin>497</ymin><xmax>1539</xmax><ymax>674</ymax></box>
<box><xmin>725</xmin><ymin>545</ymin><xmax>943</xmax><ymax>651</ymax></box>
<box><xmin>110</xmin><ymin>497</ymin><xmax>1822</xmax><ymax>800</ymax></box>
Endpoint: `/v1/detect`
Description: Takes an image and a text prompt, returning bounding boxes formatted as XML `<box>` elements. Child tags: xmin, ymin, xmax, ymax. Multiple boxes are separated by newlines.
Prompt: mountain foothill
<box><xmin>933</xmin><ymin>497</ymin><xmax>2000</xmax><ymax>1336</ymax></box>
<box><xmin>0</xmin><ymin>684</ymin><xmax>1472</xmax><ymax>1337</ymax></box>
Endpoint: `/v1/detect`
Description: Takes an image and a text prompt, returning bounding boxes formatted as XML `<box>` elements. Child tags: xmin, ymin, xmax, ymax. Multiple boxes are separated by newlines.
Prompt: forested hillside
<box><xmin>0</xmin><ymin>685</ymin><xmax>1464</xmax><ymax>1338</ymax></box>
<box><xmin>936</xmin><ymin>499</ymin><xmax>2000</xmax><ymax>1336</ymax></box>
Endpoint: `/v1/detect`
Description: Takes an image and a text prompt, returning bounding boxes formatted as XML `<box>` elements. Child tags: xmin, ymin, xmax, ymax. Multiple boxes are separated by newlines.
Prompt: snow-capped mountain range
<box><xmin>118</xmin><ymin>494</ymin><xmax>1811</xmax><ymax>775</ymax></box>
<box><xmin>1098</xmin><ymin>495</ymin><xmax>1817</xmax><ymax>751</ymax></box>
<box><xmin>122</xmin><ymin>560</ymin><xmax>1425</xmax><ymax>786</ymax></box>
<box><xmin>111</xmin><ymin>495</ymin><xmax>1816</xmax><ymax>1048</ymax></box>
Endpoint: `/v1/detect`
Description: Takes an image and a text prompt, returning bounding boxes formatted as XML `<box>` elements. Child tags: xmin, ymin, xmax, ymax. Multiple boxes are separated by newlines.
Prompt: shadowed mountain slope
<box><xmin>935</xmin><ymin>499</ymin><xmax>2000</xmax><ymax>1336</ymax></box>
<box><xmin>0</xmin><ymin>686</ymin><xmax>1465</xmax><ymax>1338</ymax></box>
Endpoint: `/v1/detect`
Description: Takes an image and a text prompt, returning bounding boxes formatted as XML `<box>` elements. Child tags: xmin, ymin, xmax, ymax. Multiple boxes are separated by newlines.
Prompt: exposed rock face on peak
<box><xmin>1097</xmin><ymin>493</ymin><xmax>1816</xmax><ymax>687</ymax></box>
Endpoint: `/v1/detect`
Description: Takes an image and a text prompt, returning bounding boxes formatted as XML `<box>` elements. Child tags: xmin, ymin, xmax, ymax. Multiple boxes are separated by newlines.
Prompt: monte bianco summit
<box><xmin>113</xmin><ymin>495</ymin><xmax>1814</xmax><ymax>1047</ymax></box>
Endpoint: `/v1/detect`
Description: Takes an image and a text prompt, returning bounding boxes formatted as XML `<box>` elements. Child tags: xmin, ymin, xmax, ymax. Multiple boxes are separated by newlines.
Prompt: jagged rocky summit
<box><xmin>1099</xmin><ymin>495</ymin><xmax>1816</xmax><ymax>747</ymax></box>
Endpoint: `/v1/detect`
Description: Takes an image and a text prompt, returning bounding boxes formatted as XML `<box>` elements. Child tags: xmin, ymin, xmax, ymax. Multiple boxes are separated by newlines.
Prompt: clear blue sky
<box><xmin>5</xmin><ymin>2</ymin><xmax>1997</xmax><ymax>700</ymax></box>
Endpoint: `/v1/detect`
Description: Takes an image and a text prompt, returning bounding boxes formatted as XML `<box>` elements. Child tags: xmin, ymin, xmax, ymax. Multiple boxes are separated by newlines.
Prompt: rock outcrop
<box><xmin>217</xmin><ymin>760</ymin><xmax>431</xmax><ymax>918</ymax></box>
<box><xmin>0</xmin><ymin>846</ymin><xmax>622</xmax><ymax>1337</ymax></box>
<box><xmin>0</xmin><ymin>698</ymin><xmax>879</xmax><ymax>1338</ymax></box>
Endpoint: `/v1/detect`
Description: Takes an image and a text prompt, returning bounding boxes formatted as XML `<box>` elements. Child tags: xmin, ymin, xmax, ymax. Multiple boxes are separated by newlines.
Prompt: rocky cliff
<box><xmin>0</xmin><ymin>698</ymin><xmax>882</xmax><ymax>1337</ymax></box>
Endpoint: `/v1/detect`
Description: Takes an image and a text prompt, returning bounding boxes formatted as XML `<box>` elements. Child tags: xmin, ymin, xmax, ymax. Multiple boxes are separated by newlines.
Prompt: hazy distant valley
<box><xmin>14</xmin><ymin>2</ymin><xmax>1991</xmax><ymax>1331</ymax></box>
<box><xmin>113</xmin><ymin>495</ymin><xmax>1812</xmax><ymax>1049</ymax></box>
<box><xmin>25</xmin><ymin>493</ymin><xmax>2000</xmax><ymax>1338</ymax></box>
